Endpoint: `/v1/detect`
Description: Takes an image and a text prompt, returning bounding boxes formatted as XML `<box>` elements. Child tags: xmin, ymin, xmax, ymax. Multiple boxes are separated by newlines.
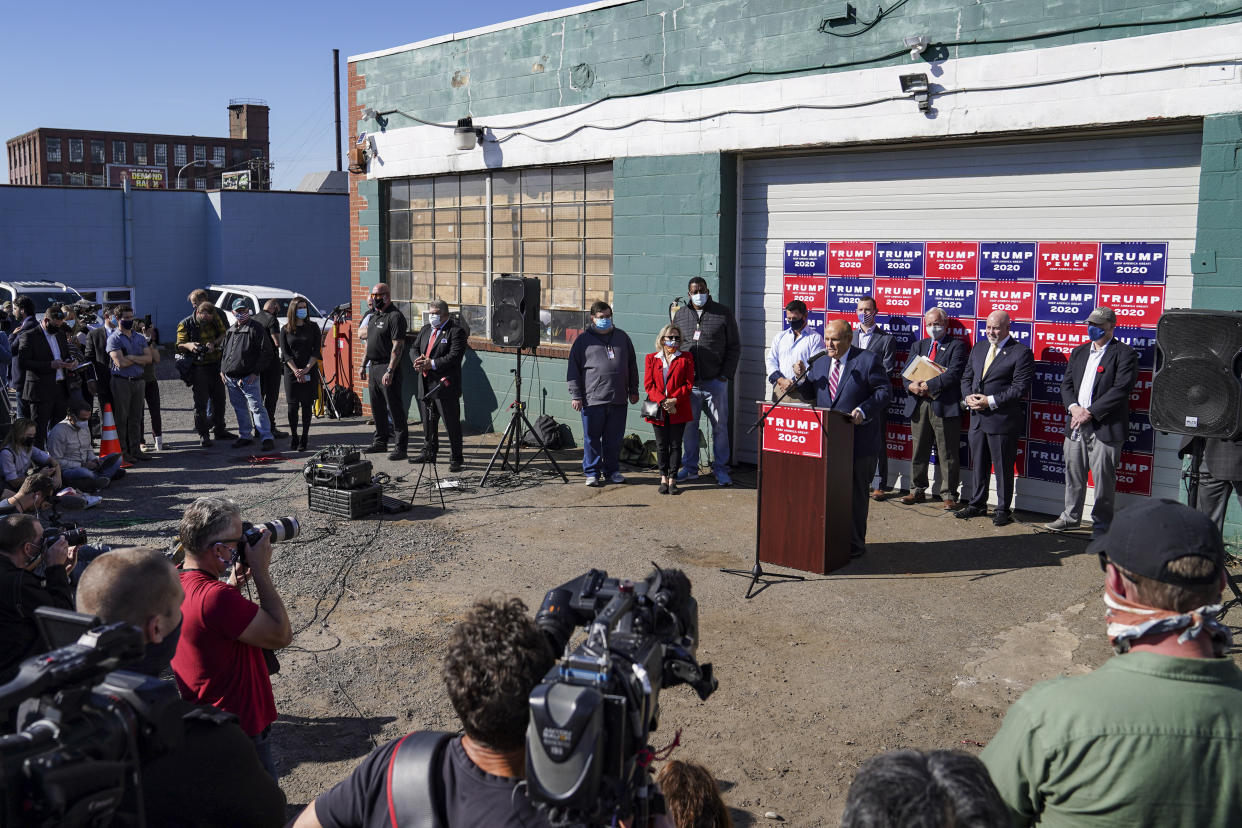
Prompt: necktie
<box><xmin>424</xmin><ymin>327</ymin><xmax>438</xmax><ymax>359</ymax></box>
<box><xmin>829</xmin><ymin>360</ymin><xmax>842</xmax><ymax>400</ymax></box>
<box><xmin>982</xmin><ymin>342</ymin><xmax>998</xmax><ymax>377</ymax></box>
<box><xmin>930</xmin><ymin>340</ymin><xmax>938</xmax><ymax>361</ymax></box>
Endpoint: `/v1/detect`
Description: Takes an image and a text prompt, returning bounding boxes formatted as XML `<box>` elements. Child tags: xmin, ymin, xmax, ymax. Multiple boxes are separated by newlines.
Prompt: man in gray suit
<box><xmin>855</xmin><ymin>296</ymin><xmax>896</xmax><ymax>500</ymax></box>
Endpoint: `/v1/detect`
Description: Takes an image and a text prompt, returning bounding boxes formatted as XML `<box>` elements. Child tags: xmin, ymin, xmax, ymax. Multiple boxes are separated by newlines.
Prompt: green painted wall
<box><xmin>1191</xmin><ymin>114</ymin><xmax>1242</xmax><ymax>545</ymax></box>
<box><xmin>355</xmin><ymin>0</ymin><xmax>1240</xmax><ymax>130</ymax></box>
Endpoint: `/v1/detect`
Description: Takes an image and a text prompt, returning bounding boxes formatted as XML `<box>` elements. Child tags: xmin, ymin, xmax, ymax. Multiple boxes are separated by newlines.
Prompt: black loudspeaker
<box><xmin>1150</xmin><ymin>309</ymin><xmax>1242</xmax><ymax>439</ymax></box>
<box><xmin>491</xmin><ymin>276</ymin><xmax>541</xmax><ymax>348</ymax></box>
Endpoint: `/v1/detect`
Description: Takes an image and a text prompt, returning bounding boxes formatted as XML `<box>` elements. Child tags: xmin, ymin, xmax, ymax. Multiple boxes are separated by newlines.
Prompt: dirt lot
<box><xmin>83</xmin><ymin>378</ymin><xmax>1220</xmax><ymax>826</ymax></box>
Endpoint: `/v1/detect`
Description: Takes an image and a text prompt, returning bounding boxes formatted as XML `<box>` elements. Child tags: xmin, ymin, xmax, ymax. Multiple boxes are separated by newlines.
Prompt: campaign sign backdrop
<box><xmin>1129</xmin><ymin>370</ymin><xmax>1153</xmax><ymax>412</ymax></box>
<box><xmin>804</xmin><ymin>312</ymin><xmax>826</xmax><ymax>337</ymax></box>
<box><xmin>928</xmin><ymin>435</ymin><xmax>972</xmax><ymax>471</ymax></box>
<box><xmin>1099</xmin><ymin>242</ymin><xmax>1168</xmax><ymax>285</ymax></box>
<box><xmin>980</xmin><ymin>242</ymin><xmax>1036</xmax><ymax>280</ymax></box>
<box><xmin>974</xmin><ymin>320</ymin><xmax>1032</xmax><ymax>350</ymax></box>
<box><xmin>1114</xmin><ymin>327</ymin><xmax>1158</xmax><ymax>370</ymax></box>
<box><xmin>826</xmin><ymin>277</ymin><xmax>874</xmax><ymax>314</ymax></box>
<box><xmin>977</xmin><ymin>282</ymin><xmax>1036</xmax><ymax>321</ymax></box>
<box><xmin>1035</xmin><ymin>284</ymin><xmax>1097</xmax><ymax>324</ymax></box>
<box><xmin>783</xmin><ymin>242</ymin><xmax>827</xmax><ymax>276</ymax></box>
<box><xmin>1031</xmin><ymin>362</ymin><xmax>1066</xmax><ymax>403</ymax></box>
<box><xmin>1125</xmin><ymin>412</ymin><xmax>1155</xmax><ymax>454</ymax></box>
<box><xmin>1096</xmin><ymin>284</ymin><xmax>1165</xmax><ymax>328</ymax></box>
<box><xmin>886</xmin><ymin>423</ymin><xmax>914</xmax><ymax>461</ymax></box>
<box><xmin>924</xmin><ymin>280</ymin><xmax>978</xmax><ymax>318</ymax></box>
<box><xmin>1025</xmin><ymin>440</ymin><xmax>1066</xmax><ymax>483</ymax></box>
<box><xmin>879</xmin><ymin>315</ymin><xmax>921</xmax><ymax>356</ymax></box>
<box><xmin>762</xmin><ymin>406</ymin><xmax>823</xmax><ymax>458</ymax></box>
<box><xmin>887</xmin><ymin>388</ymin><xmax>911</xmax><ymax>425</ymax></box>
<box><xmin>829</xmin><ymin>242</ymin><xmax>875</xmax><ymax>276</ymax></box>
<box><xmin>988</xmin><ymin>440</ymin><xmax>1028</xmax><ymax>477</ymax></box>
<box><xmin>875</xmin><ymin>242</ymin><xmax>926</xmax><ymax>278</ymax></box>
<box><xmin>1116</xmin><ymin>452</ymin><xmax>1154</xmax><ymax>496</ymax></box>
<box><xmin>1028</xmin><ymin>402</ymin><xmax>1067</xmax><ymax>443</ymax></box>
<box><xmin>1037</xmin><ymin>242</ymin><xmax>1100</xmax><ymax>283</ymax></box>
<box><xmin>783</xmin><ymin>276</ymin><xmax>828</xmax><ymax>312</ymax></box>
<box><xmin>1033</xmin><ymin>324</ymin><xmax>1090</xmax><ymax>361</ymax></box>
<box><xmin>875</xmin><ymin>279</ymin><xmax>925</xmax><ymax>315</ymax></box>
<box><xmin>926</xmin><ymin>242</ymin><xmax>980</xmax><ymax>279</ymax></box>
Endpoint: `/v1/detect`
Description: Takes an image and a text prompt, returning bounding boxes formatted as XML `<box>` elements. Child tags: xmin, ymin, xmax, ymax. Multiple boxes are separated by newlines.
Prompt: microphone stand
<box><xmin>721</xmin><ymin>359</ymin><xmax>822</xmax><ymax>599</ymax></box>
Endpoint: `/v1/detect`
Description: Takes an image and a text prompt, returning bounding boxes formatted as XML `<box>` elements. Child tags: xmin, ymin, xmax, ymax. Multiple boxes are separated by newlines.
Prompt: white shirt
<box><xmin>659</xmin><ymin>349</ymin><xmax>681</xmax><ymax>383</ymax></box>
<box><xmin>982</xmin><ymin>335</ymin><xmax>1011</xmax><ymax>410</ymax></box>
<box><xmin>42</xmin><ymin>327</ymin><xmax>63</xmax><ymax>381</ymax></box>
<box><xmin>1075</xmin><ymin>338</ymin><xmax>1111</xmax><ymax>410</ymax></box>
<box><xmin>765</xmin><ymin>327</ymin><xmax>825</xmax><ymax>384</ymax></box>
<box><xmin>856</xmin><ymin>324</ymin><xmax>875</xmax><ymax>351</ymax></box>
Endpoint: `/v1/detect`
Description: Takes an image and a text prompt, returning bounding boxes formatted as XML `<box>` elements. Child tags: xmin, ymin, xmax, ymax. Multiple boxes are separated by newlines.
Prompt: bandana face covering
<box><xmin>1104</xmin><ymin>582</ymin><xmax>1232</xmax><ymax>656</ymax></box>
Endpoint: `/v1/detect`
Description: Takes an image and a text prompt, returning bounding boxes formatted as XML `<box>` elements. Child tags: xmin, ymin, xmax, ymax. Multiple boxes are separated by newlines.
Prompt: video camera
<box><xmin>0</xmin><ymin>619</ymin><xmax>183</xmax><ymax>828</ymax></box>
<box><xmin>526</xmin><ymin>566</ymin><xmax>717</xmax><ymax>827</ymax></box>
<box><xmin>71</xmin><ymin>301</ymin><xmax>102</xmax><ymax>327</ymax></box>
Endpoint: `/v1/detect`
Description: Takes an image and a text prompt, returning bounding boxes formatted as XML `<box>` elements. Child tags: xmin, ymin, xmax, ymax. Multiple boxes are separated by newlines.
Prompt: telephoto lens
<box><xmin>241</xmin><ymin>517</ymin><xmax>301</xmax><ymax>548</ymax></box>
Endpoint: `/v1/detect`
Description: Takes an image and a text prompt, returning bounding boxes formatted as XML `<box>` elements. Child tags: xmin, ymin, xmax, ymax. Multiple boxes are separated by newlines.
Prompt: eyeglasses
<box><xmin>209</xmin><ymin>537</ymin><xmax>242</xmax><ymax>550</ymax></box>
<box><xmin>665</xmin><ymin>336</ymin><xmax>681</xmax><ymax>342</ymax></box>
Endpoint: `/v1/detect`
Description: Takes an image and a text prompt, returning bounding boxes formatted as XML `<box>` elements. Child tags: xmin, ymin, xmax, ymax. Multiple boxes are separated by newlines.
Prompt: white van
<box><xmin>206</xmin><ymin>285</ymin><xmax>328</xmax><ymax>331</ymax></box>
<box><xmin>0</xmin><ymin>280</ymin><xmax>85</xmax><ymax>319</ymax></box>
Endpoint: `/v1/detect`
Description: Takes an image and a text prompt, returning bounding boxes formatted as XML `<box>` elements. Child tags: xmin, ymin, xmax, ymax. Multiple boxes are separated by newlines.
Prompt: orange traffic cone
<box><xmin>99</xmin><ymin>403</ymin><xmax>130</xmax><ymax>467</ymax></box>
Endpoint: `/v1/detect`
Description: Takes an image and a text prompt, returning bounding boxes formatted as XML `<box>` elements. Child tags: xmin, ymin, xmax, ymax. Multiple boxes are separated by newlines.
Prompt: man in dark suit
<box><xmin>18</xmin><ymin>304</ymin><xmax>78</xmax><ymax>448</ymax></box>
<box><xmin>855</xmin><ymin>296</ymin><xmax>897</xmax><ymax>500</ymax></box>
<box><xmin>1198</xmin><ymin>437</ymin><xmax>1242</xmax><ymax>532</ymax></box>
<box><xmin>1044</xmin><ymin>307</ymin><xmax>1138</xmax><ymax>537</ymax></box>
<box><xmin>796</xmin><ymin>319</ymin><xmax>891</xmax><ymax>558</ymax></box>
<box><xmin>84</xmin><ymin>305</ymin><xmax>117</xmax><ymax>410</ymax></box>
<box><xmin>901</xmin><ymin>307</ymin><xmax>968</xmax><ymax>510</ymax></box>
<box><xmin>955</xmin><ymin>310</ymin><xmax>1034</xmax><ymax>526</ymax></box>
<box><xmin>410</xmin><ymin>299</ymin><xmax>468</xmax><ymax>472</ymax></box>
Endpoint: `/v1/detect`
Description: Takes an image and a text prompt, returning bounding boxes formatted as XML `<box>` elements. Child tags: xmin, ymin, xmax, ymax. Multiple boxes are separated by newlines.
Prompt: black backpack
<box><xmin>521</xmin><ymin>414</ymin><xmax>563</xmax><ymax>450</ymax></box>
<box><xmin>331</xmin><ymin>385</ymin><xmax>360</xmax><ymax>418</ymax></box>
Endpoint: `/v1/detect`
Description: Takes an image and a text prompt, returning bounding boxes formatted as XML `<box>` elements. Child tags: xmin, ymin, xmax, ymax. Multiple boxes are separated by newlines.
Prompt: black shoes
<box><xmin>954</xmin><ymin>505</ymin><xmax>985</xmax><ymax>520</ymax></box>
<box><xmin>216</xmin><ymin>430</ymin><xmax>238</xmax><ymax>441</ymax></box>
<box><xmin>290</xmin><ymin>437</ymin><xmax>300</xmax><ymax>451</ymax></box>
<box><xmin>232</xmin><ymin>438</ymin><xmax>254</xmax><ymax>449</ymax></box>
<box><xmin>272</xmin><ymin>429</ymin><xmax>289</xmax><ymax>439</ymax></box>
<box><xmin>260</xmin><ymin>438</ymin><xmax>275</xmax><ymax>452</ymax></box>
<box><xmin>364</xmin><ymin>442</ymin><xmax>387</xmax><ymax>454</ymax></box>
<box><xmin>993</xmin><ymin>510</ymin><xmax>1014</xmax><ymax>527</ymax></box>
<box><xmin>448</xmin><ymin>459</ymin><xmax>463</xmax><ymax>472</ymax></box>
<box><xmin>388</xmin><ymin>447</ymin><xmax>408</xmax><ymax>461</ymax></box>
<box><xmin>409</xmin><ymin>450</ymin><xmax>434</xmax><ymax>464</ymax></box>
<box><xmin>658</xmin><ymin>481</ymin><xmax>669</xmax><ymax>494</ymax></box>
<box><xmin>200</xmin><ymin>435</ymin><xmax>213</xmax><ymax>448</ymax></box>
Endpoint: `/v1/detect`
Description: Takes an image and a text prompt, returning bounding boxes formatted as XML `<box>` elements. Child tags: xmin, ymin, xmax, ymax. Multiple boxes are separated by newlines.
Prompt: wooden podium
<box><xmin>755</xmin><ymin>401</ymin><xmax>855</xmax><ymax>576</ymax></box>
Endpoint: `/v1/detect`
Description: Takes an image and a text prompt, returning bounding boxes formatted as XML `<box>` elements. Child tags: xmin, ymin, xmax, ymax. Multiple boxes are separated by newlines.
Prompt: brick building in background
<box><xmin>6</xmin><ymin>100</ymin><xmax>270</xmax><ymax>190</ymax></box>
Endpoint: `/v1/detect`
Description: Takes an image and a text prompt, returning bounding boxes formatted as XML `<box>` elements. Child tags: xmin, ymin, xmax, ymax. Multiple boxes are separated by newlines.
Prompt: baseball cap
<box><xmin>232</xmin><ymin>299</ymin><xmax>250</xmax><ymax>312</ymax></box>
<box><xmin>1088</xmin><ymin>498</ymin><xmax>1224</xmax><ymax>586</ymax></box>
<box><xmin>1086</xmin><ymin>307</ymin><xmax>1116</xmax><ymax>326</ymax></box>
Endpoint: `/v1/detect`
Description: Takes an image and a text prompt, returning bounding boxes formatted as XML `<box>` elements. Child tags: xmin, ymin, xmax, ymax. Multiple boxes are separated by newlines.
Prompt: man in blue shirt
<box><xmin>106</xmin><ymin>305</ymin><xmax>153</xmax><ymax>463</ymax></box>
<box><xmin>765</xmin><ymin>301</ymin><xmax>824</xmax><ymax>402</ymax></box>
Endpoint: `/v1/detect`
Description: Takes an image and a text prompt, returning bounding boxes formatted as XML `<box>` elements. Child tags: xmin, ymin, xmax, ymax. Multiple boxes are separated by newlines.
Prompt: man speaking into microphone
<box><xmin>795</xmin><ymin>319</ymin><xmax>890</xmax><ymax>559</ymax></box>
<box><xmin>411</xmin><ymin>299</ymin><xmax>467</xmax><ymax>471</ymax></box>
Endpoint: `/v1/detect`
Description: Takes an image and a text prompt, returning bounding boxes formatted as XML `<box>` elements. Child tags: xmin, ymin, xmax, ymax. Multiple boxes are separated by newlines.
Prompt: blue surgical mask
<box><xmin>65</xmin><ymin>319</ymin><xmax>76</xmax><ymax>328</ymax></box>
<box><xmin>1088</xmin><ymin>324</ymin><xmax>1105</xmax><ymax>341</ymax></box>
<box><xmin>428</xmin><ymin>314</ymin><xmax>441</xmax><ymax>328</ymax></box>
<box><xmin>295</xmin><ymin>308</ymin><xmax>308</xmax><ymax>320</ymax></box>
<box><xmin>690</xmin><ymin>293</ymin><xmax>708</xmax><ymax>308</ymax></box>
<box><xmin>594</xmin><ymin>317</ymin><xmax>613</xmax><ymax>331</ymax></box>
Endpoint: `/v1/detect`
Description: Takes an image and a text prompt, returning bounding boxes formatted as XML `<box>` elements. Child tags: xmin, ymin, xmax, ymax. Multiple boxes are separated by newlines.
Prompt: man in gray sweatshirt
<box><xmin>566</xmin><ymin>301</ymin><xmax>639</xmax><ymax>486</ymax></box>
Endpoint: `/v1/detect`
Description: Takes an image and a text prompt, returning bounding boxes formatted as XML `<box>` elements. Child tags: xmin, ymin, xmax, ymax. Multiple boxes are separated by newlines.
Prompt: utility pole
<box><xmin>333</xmin><ymin>49</ymin><xmax>343</xmax><ymax>172</ymax></box>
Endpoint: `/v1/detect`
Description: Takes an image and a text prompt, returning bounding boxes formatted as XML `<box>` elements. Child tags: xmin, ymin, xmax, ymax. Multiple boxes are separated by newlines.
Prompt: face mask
<box><xmin>65</xmin><ymin>319</ymin><xmax>76</xmax><ymax>328</ymax></box>
<box><xmin>927</xmin><ymin>325</ymin><xmax>945</xmax><ymax>340</ymax></box>
<box><xmin>594</xmin><ymin>317</ymin><xmax>613</xmax><ymax>331</ymax></box>
<box><xmin>663</xmin><ymin>338</ymin><xmax>679</xmax><ymax>348</ymax></box>
<box><xmin>1088</xmin><ymin>324</ymin><xmax>1105</xmax><ymax>341</ymax></box>
<box><xmin>690</xmin><ymin>293</ymin><xmax>708</xmax><ymax>308</ymax></box>
<box><xmin>235</xmin><ymin>311</ymin><xmax>250</xmax><ymax>324</ymax></box>
<box><xmin>295</xmin><ymin>308</ymin><xmax>308</xmax><ymax>320</ymax></box>
<box><xmin>789</xmin><ymin>317</ymin><xmax>806</xmax><ymax>332</ymax></box>
<box><xmin>120</xmin><ymin>318</ymin><xmax>134</xmax><ymax>330</ymax></box>
<box><xmin>76</xmin><ymin>419</ymin><xmax>90</xmax><ymax>429</ymax></box>
<box><xmin>370</xmin><ymin>296</ymin><xmax>384</xmax><ymax>310</ymax></box>
<box><xmin>428</xmin><ymin>314</ymin><xmax>441</xmax><ymax>328</ymax></box>
<box><xmin>857</xmin><ymin>310</ymin><xmax>874</xmax><ymax>325</ymax></box>
<box><xmin>21</xmin><ymin>437</ymin><xmax>33</xmax><ymax>447</ymax></box>
<box><xmin>129</xmin><ymin>619</ymin><xmax>182</xmax><ymax>678</ymax></box>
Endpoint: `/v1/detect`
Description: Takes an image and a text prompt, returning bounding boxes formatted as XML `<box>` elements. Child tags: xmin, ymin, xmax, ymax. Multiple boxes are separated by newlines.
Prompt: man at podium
<box><xmin>795</xmin><ymin>319</ymin><xmax>891</xmax><ymax>559</ymax></box>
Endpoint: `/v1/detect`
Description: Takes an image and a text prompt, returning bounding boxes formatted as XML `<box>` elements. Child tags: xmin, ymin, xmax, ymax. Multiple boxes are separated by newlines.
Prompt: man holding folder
<box><xmin>901</xmin><ymin>307</ymin><xmax>967</xmax><ymax>509</ymax></box>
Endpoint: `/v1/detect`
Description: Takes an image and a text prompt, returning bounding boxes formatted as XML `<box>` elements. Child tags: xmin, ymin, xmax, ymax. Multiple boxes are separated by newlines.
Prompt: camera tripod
<box><xmin>408</xmin><ymin>383</ymin><xmax>448</xmax><ymax>510</ymax></box>
<box><xmin>480</xmin><ymin>348</ymin><xmax>568</xmax><ymax>487</ymax></box>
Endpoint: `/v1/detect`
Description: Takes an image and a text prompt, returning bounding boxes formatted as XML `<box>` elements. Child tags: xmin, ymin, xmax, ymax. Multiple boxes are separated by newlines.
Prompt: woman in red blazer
<box><xmin>644</xmin><ymin>324</ymin><xmax>695</xmax><ymax>494</ymax></box>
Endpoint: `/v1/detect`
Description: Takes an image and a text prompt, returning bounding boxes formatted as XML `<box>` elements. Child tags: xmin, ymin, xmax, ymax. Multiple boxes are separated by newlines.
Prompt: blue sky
<box><xmin>1</xmin><ymin>0</ymin><xmax>574</xmax><ymax>190</ymax></box>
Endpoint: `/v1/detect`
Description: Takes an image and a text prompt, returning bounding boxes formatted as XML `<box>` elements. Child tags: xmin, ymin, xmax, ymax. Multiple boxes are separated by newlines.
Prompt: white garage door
<box><xmin>735</xmin><ymin>129</ymin><xmax>1202</xmax><ymax>517</ymax></box>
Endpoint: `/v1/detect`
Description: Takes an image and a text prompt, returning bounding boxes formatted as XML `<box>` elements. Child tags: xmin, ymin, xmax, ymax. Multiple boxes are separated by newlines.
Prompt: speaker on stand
<box><xmin>1151</xmin><ymin>309</ymin><xmax>1242</xmax><ymax>613</ymax></box>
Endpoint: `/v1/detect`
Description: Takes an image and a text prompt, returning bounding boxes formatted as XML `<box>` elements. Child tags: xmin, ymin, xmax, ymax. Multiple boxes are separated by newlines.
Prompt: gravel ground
<box><xmin>91</xmin><ymin>376</ymin><xmax>1242</xmax><ymax>826</ymax></box>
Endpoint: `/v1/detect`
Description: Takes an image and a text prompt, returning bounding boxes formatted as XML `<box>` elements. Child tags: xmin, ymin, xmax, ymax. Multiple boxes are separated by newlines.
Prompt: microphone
<box><xmin>806</xmin><ymin>349</ymin><xmax>830</xmax><ymax>366</ymax></box>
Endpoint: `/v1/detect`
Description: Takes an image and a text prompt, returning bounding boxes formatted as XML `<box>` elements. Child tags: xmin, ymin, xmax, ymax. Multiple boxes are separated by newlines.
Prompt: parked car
<box><xmin>206</xmin><ymin>285</ymin><xmax>328</xmax><ymax>331</ymax></box>
<box><xmin>0</xmin><ymin>280</ymin><xmax>85</xmax><ymax>320</ymax></box>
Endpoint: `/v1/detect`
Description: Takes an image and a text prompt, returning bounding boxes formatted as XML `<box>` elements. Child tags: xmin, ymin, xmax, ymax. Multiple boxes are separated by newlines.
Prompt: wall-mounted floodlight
<box><xmin>361</xmin><ymin>107</ymin><xmax>389</xmax><ymax>129</ymax></box>
<box><xmin>454</xmin><ymin>117</ymin><xmax>485</xmax><ymax>151</ymax></box>
<box><xmin>899</xmin><ymin>73</ymin><xmax>931</xmax><ymax>112</ymax></box>
<box><xmin>904</xmin><ymin>35</ymin><xmax>929</xmax><ymax>60</ymax></box>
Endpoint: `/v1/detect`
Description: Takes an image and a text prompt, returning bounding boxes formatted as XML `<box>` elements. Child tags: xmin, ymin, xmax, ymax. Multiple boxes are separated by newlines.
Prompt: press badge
<box><xmin>693</xmin><ymin>329</ymin><xmax>702</xmax><ymax>341</ymax></box>
<box><xmin>606</xmin><ymin>346</ymin><xmax>616</xmax><ymax>360</ymax></box>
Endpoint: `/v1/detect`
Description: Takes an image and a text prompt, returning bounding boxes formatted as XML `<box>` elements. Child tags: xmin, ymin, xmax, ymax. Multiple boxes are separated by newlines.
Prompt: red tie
<box><xmin>424</xmin><ymin>328</ymin><xmax>437</xmax><ymax>359</ymax></box>
<box><xmin>930</xmin><ymin>340</ymin><xmax>938</xmax><ymax>361</ymax></box>
<box><xmin>829</xmin><ymin>360</ymin><xmax>841</xmax><ymax>399</ymax></box>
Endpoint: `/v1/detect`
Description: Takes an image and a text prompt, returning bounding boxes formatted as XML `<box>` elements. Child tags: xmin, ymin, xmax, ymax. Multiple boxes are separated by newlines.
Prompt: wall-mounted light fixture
<box><xmin>361</xmin><ymin>107</ymin><xmax>389</xmax><ymax>129</ymax></box>
<box><xmin>903</xmin><ymin>35</ymin><xmax>929</xmax><ymax>60</ymax></box>
<box><xmin>454</xmin><ymin>117</ymin><xmax>485</xmax><ymax>150</ymax></box>
<box><xmin>899</xmin><ymin>73</ymin><xmax>931</xmax><ymax>112</ymax></box>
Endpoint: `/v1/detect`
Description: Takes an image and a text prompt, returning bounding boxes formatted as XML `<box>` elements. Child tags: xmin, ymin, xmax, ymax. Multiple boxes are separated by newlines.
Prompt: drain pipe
<box><xmin>121</xmin><ymin>178</ymin><xmax>134</xmax><ymax>287</ymax></box>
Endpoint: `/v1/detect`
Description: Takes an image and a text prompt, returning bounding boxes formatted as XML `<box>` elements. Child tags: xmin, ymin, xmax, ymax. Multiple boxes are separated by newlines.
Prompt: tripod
<box><xmin>481</xmin><ymin>348</ymin><xmax>569</xmax><ymax>487</ymax></box>
<box><xmin>720</xmin><ymin>373</ymin><xmax>815</xmax><ymax>599</ymax></box>
<box><xmin>1183</xmin><ymin>438</ymin><xmax>1242</xmax><ymax>616</ymax></box>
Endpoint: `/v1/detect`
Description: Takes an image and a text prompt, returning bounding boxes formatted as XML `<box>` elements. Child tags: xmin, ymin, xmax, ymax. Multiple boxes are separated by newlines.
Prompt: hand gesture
<box><xmin>571</xmin><ymin>399</ymin><xmax>584</xmax><ymax>412</ymax></box>
<box><xmin>793</xmin><ymin>360</ymin><xmax>806</xmax><ymax>377</ymax></box>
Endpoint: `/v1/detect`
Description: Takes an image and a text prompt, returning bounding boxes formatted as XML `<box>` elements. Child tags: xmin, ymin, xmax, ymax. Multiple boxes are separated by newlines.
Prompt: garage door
<box><xmin>735</xmin><ymin>129</ymin><xmax>1202</xmax><ymax>518</ymax></box>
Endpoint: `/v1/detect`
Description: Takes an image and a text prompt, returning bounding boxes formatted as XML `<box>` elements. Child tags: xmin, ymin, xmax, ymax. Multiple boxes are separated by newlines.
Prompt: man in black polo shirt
<box><xmin>362</xmin><ymin>283</ymin><xmax>409</xmax><ymax>461</ymax></box>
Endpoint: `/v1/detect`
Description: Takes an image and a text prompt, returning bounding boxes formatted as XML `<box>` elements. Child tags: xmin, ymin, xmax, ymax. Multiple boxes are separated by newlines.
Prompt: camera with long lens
<box><xmin>233</xmin><ymin>516</ymin><xmax>300</xmax><ymax>567</ymax></box>
<box><xmin>43</xmin><ymin>526</ymin><xmax>87</xmax><ymax>550</ymax></box>
<box><xmin>0</xmin><ymin>620</ymin><xmax>183</xmax><ymax>828</ymax></box>
<box><xmin>526</xmin><ymin>566</ymin><xmax>717</xmax><ymax>827</ymax></box>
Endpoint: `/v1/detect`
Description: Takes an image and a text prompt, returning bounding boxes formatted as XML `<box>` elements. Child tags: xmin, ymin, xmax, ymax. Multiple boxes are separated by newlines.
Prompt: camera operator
<box><xmin>177</xmin><ymin>296</ymin><xmax>233</xmax><ymax>447</ymax></box>
<box><xmin>0</xmin><ymin>513</ymin><xmax>75</xmax><ymax>682</ymax></box>
<box><xmin>75</xmin><ymin>546</ymin><xmax>287</xmax><ymax>827</ymax></box>
<box><xmin>292</xmin><ymin>597</ymin><xmax>558</xmax><ymax>828</ymax></box>
<box><xmin>171</xmin><ymin>496</ymin><xmax>292</xmax><ymax>780</ymax></box>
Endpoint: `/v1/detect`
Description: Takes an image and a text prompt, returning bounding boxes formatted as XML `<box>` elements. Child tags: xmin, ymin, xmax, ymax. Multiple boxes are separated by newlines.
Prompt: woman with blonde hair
<box><xmin>643</xmin><ymin>324</ymin><xmax>695</xmax><ymax>494</ymax></box>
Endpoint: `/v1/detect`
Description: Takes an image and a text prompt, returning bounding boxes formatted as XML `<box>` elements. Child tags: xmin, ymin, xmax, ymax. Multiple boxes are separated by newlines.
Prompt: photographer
<box><xmin>177</xmin><ymin>297</ymin><xmax>232</xmax><ymax>447</ymax></box>
<box><xmin>75</xmin><ymin>546</ymin><xmax>287</xmax><ymax>827</ymax></box>
<box><xmin>0</xmin><ymin>513</ymin><xmax>75</xmax><ymax>682</ymax></box>
<box><xmin>292</xmin><ymin>597</ymin><xmax>557</xmax><ymax>828</ymax></box>
<box><xmin>171</xmin><ymin>496</ymin><xmax>292</xmax><ymax>780</ymax></box>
